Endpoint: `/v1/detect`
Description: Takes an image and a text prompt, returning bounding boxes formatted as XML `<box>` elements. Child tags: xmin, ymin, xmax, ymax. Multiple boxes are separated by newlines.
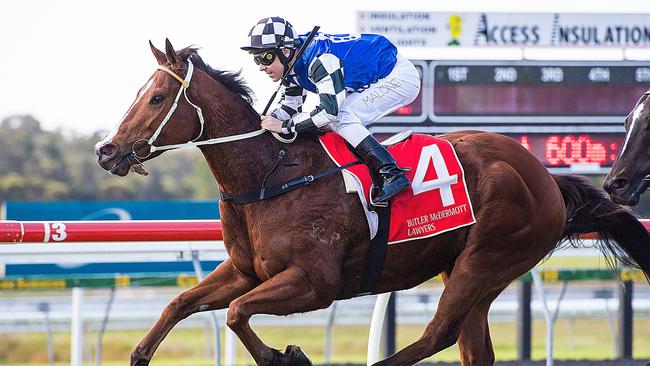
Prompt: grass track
<box><xmin>2</xmin><ymin>318</ymin><xmax>649</xmax><ymax>365</ymax></box>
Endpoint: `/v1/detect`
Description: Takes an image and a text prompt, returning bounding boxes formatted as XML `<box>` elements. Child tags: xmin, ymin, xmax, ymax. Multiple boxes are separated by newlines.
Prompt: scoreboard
<box><xmin>510</xmin><ymin>133</ymin><xmax>623</xmax><ymax>169</ymax></box>
<box><xmin>431</xmin><ymin>62</ymin><xmax>649</xmax><ymax>121</ymax></box>
<box><xmin>372</xmin><ymin>60</ymin><xmax>650</xmax><ymax>172</ymax></box>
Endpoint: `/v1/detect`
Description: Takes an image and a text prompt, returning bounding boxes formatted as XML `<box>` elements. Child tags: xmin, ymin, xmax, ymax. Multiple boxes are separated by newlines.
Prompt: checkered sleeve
<box><xmin>270</xmin><ymin>79</ymin><xmax>307</xmax><ymax>122</ymax></box>
<box><xmin>284</xmin><ymin>53</ymin><xmax>346</xmax><ymax>134</ymax></box>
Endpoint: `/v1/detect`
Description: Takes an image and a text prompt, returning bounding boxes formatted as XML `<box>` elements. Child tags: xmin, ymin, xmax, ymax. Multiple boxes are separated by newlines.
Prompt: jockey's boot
<box><xmin>355</xmin><ymin>135</ymin><xmax>411</xmax><ymax>206</ymax></box>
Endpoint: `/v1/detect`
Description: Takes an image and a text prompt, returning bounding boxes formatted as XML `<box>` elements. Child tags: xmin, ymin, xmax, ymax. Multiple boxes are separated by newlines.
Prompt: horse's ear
<box><xmin>164</xmin><ymin>38</ymin><xmax>180</xmax><ymax>67</ymax></box>
<box><xmin>149</xmin><ymin>40</ymin><xmax>167</xmax><ymax>65</ymax></box>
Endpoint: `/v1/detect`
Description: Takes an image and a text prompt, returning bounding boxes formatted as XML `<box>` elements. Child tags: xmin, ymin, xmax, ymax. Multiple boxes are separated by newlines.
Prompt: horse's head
<box><xmin>603</xmin><ymin>90</ymin><xmax>650</xmax><ymax>205</ymax></box>
<box><xmin>95</xmin><ymin>39</ymin><xmax>208</xmax><ymax>176</ymax></box>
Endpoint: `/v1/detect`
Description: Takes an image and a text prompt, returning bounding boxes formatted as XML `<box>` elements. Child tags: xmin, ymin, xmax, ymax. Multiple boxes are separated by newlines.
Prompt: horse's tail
<box><xmin>553</xmin><ymin>174</ymin><xmax>650</xmax><ymax>281</ymax></box>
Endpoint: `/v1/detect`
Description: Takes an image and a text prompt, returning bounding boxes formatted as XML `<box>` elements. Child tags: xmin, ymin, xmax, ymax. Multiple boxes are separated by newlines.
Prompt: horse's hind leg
<box><xmin>226</xmin><ymin>265</ymin><xmax>336</xmax><ymax>366</ymax></box>
<box><xmin>375</xmin><ymin>272</ymin><xmax>481</xmax><ymax>365</ymax></box>
<box><xmin>130</xmin><ymin>260</ymin><xmax>259</xmax><ymax>366</ymax></box>
<box><xmin>374</xmin><ymin>255</ymin><xmax>525</xmax><ymax>366</ymax></box>
<box><xmin>456</xmin><ymin>285</ymin><xmax>508</xmax><ymax>366</ymax></box>
<box><xmin>438</xmin><ymin>272</ymin><xmax>501</xmax><ymax>366</ymax></box>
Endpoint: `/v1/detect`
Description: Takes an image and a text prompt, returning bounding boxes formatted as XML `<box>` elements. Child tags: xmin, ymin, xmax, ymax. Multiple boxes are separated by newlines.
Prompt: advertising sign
<box><xmin>357</xmin><ymin>11</ymin><xmax>650</xmax><ymax>48</ymax></box>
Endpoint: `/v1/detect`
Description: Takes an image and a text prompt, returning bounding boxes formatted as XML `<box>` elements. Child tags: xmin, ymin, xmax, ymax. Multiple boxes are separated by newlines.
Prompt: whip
<box><xmin>262</xmin><ymin>25</ymin><xmax>321</xmax><ymax>115</ymax></box>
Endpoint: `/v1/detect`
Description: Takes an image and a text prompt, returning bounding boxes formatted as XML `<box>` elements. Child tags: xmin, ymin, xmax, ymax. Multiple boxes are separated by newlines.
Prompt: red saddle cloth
<box><xmin>319</xmin><ymin>132</ymin><xmax>476</xmax><ymax>244</ymax></box>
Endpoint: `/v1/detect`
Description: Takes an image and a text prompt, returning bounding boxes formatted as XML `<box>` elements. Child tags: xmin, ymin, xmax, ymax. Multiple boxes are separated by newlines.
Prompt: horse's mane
<box><xmin>177</xmin><ymin>47</ymin><xmax>255</xmax><ymax>105</ymax></box>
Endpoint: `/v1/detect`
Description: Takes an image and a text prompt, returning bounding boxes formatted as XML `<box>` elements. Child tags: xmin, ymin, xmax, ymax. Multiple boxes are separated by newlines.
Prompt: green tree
<box><xmin>0</xmin><ymin>115</ymin><xmax>220</xmax><ymax>201</ymax></box>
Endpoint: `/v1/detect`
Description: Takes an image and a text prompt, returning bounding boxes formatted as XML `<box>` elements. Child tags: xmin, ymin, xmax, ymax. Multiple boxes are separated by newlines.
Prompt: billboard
<box><xmin>357</xmin><ymin>11</ymin><xmax>650</xmax><ymax>48</ymax></box>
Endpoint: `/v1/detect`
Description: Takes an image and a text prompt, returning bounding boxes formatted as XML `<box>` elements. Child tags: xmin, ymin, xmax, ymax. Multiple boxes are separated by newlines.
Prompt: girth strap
<box><xmin>220</xmin><ymin>162</ymin><xmax>361</xmax><ymax>204</ymax></box>
<box><xmin>357</xmin><ymin>203</ymin><xmax>391</xmax><ymax>296</ymax></box>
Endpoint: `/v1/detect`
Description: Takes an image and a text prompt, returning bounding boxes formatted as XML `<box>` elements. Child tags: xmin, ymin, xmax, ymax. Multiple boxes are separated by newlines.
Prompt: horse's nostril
<box><xmin>611</xmin><ymin>178</ymin><xmax>628</xmax><ymax>191</ymax></box>
<box><xmin>603</xmin><ymin>177</ymin><xmax>629</xmax><ymax>195</ymax></box>
<box><xmin>97</xmin><ymin>143</ymin><xmax>117</xmax><ymax>160</ymax></box>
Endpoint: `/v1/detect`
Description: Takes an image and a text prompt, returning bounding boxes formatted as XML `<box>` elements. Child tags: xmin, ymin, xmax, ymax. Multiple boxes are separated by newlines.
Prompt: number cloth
<box><xmin>320</xmin><ymin>132</ymin><xmax>476</xmax><ymax>244</ymax></box>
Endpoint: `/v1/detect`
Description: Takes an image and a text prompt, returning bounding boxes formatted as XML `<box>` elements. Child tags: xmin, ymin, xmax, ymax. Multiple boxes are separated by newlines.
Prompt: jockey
<box><xmin>241</xmin><ymin>17</ymin><xmax>421</xmax><ymax>205</ymax></box>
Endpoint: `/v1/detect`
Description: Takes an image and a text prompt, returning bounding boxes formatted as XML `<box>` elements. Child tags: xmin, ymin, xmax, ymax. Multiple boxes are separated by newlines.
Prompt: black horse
<box><xmin>603</xmin><ymin>90</ymin><xmax>650</xmax><ymax>205</ymax></box>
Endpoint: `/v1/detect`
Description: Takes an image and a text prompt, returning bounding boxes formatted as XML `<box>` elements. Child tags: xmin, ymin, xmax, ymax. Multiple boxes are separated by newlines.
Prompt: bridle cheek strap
<box><xmin>145</xmin><ymin>60</ymin><xmax>205</xmax><ymax>156</ymax></box>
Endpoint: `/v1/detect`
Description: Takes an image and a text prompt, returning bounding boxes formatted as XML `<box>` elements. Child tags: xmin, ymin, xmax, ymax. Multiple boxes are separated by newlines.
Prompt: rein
<box><xmin>132</xmin><ymin>57</ymin><xmax>292</xmax><ymax>161</ymax></box>
<box><xmin>131</xmin><ymin>56</ymin><xmax>353</xmax><ymax>203</ymax></box>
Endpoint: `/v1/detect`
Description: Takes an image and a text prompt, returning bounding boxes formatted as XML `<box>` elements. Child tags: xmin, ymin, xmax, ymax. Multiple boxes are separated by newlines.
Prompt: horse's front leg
<box><xmin>226</xmin><ymin>264</ymin><xmax>336</xmax><ymax>366</ymax></box>
<box><xmin>130</xmin><ymin>259</ymin><xmax>259</xmax><ymax>366</ymax></box>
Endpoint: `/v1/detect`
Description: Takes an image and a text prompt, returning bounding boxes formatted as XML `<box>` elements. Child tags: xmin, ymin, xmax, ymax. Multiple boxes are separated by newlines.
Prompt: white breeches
<box><xmin>334</xmin><ymin>54</ymin><xmax>421</xmax><ymax>147</ymax></box>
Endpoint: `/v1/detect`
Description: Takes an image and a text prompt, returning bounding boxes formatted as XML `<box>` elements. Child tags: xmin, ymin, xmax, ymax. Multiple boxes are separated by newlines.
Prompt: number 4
<box><xmin>411</xmin><ymin>144</ymin><xmax>458</xmax><ymax>207</ymax></box>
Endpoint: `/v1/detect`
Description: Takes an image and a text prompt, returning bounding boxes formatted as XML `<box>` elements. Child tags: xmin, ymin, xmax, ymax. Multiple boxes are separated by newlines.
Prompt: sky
<box><xmin>1</xmin><ymin>0</ymin><xmax>649</xmax><ymax>136</ymax></box>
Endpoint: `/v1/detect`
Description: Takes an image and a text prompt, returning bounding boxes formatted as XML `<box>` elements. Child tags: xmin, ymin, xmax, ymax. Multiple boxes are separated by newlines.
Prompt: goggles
<box><xmin>253</xmin><ymin>50</ymin><xmax>277</xmax><ymax>66</ymax></box>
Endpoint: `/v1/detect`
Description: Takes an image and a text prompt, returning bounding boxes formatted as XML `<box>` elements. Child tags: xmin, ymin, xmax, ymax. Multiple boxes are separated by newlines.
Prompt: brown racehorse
<box><xmin>603</xmin><ymin>89</ymin><xmax>650</xmax><ymax>206</ymax></box>
<box><xmin>96</xmin><ymin>40</ymin><xmax>650</xmax><ymax>366</ymax></box>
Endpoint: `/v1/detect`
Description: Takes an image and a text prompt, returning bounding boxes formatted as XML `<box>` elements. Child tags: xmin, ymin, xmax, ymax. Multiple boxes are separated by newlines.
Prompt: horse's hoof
<box><xmin>132</xmin><ymin>360</ymin><xmax>150</xmax><ymax>366</ymax></box>
<box><xmin>284</xmin><ymin>345</ymin><xmax>312</xmax><ymax>366</ymax></box>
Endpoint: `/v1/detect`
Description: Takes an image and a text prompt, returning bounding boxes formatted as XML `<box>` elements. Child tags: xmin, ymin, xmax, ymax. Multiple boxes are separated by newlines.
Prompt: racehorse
<box><xmin>603</xmin><ymin>89</ymin><xmax>650</xmax><ymax>206</ymax></box>
<box><xmin>96</xmin><ymin>40</ymin><xmax>650</xmax><ymax>366</ymax></box>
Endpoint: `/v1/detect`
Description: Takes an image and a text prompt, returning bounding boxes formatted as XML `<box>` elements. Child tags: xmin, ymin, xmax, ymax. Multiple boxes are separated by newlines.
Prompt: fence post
<box><xmin>38</xmin><ymin>302</ymin><xmax>55</xmax><ymax>366</ymax></box>
<box><xmin>71</xmin><ymin>287</ymin><xmax>84</xmax><ymax>366</ymax></box>
<box><xmin>381</xmin><ymin>292</ymin><xmax>396</xmax><ymax>358</ymax></box>
<box><xmin>324</xmin><ymin>302</ymin><xmax>338</xmax><ymax>365</ymax></box>
<box><xmin>367</xmin><ymin>293</ymin><xmax>391</xmax><ymax>365</ymax></box>
<box><xmin>517</xmin><ymin>280</ymin><xmax>532</xmax><ymax>361</ymax></box>
<box><xmin>191</xmin><ymin>251</ymin><xmax>222</xmax><ymax>366</ymax></box>
<box><xmin>617</xmin><ymin>280</ymin><xmax>633</xmax><ymax>359</ymax></box>
<box><xmin>96</xmin><ymin>287</ymin><xmax>116</xmax><ymax>366</ymax></box>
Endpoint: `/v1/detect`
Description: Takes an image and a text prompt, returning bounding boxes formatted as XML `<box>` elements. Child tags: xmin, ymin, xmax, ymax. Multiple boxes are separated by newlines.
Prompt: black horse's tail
<box><xmin>553</xmin><ymin>174</ymin><xmax>650</xmax><ymax>281</ymax></box>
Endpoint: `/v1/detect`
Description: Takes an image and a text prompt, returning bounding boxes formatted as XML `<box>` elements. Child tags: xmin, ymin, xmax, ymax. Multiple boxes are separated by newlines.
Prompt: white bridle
<box><xmin>134</xmin><ymin>57</ymin><xmax>294</xmax><ymax>159</ymax></box>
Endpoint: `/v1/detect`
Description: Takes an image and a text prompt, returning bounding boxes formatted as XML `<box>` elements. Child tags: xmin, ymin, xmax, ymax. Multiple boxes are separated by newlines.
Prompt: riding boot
<box><xmin>355</xmin><ymin>135</ymin><xmax>411</xmax><ymax>205</ymax></box>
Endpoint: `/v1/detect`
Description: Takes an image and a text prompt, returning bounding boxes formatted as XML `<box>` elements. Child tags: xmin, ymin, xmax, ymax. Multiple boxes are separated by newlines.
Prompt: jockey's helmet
<box><xmin>241</xmin><ymin>17</ymin><xmax>298</xmax><ymax>52</ymax></box>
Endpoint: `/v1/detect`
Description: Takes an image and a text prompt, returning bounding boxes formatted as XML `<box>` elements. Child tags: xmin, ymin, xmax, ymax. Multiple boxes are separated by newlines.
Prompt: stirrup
<box><xmin>379</xmin><ymin>166</ymin><xmax>412</xmax><ymax>176</ymax></box>
<box><xmin>369</xmin><ymin>184</ymin><xmax>389</xmax><ymax>208</ymax></box>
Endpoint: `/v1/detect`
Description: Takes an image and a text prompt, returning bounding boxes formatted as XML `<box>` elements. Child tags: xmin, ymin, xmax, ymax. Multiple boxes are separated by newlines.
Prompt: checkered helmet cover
<box><xmin>241</xmin><ymin>17</ymin><xmax>298</xmax><ymax>51</ymax></box>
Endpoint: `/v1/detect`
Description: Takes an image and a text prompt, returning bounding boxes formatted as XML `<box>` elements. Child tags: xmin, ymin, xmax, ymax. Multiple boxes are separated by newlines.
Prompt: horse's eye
<box><xmin>150</xmin><ymin>94</ymin><xmax>165</xmax><ymax>105</ymax></box>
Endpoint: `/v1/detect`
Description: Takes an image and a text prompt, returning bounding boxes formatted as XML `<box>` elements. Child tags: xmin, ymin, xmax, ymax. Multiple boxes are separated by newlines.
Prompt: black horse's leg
<box><xmin>130</xmin><ymin>260</ymin><xmax>259</xmax><ymax>366</ymax></box>
<box><xmin>226</xmin><ymin>265</ymin><xmax>333</xmax><ymax>366</ymax></box>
